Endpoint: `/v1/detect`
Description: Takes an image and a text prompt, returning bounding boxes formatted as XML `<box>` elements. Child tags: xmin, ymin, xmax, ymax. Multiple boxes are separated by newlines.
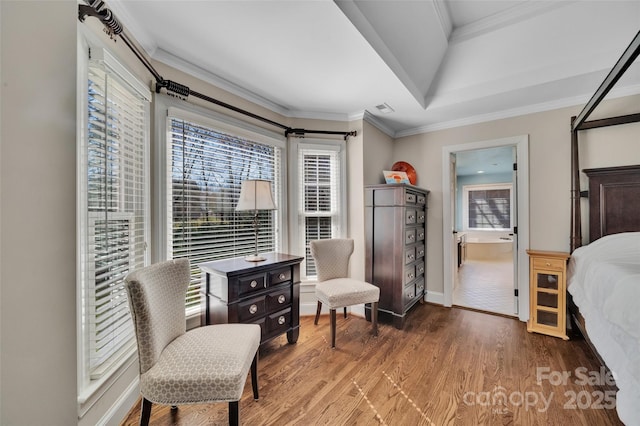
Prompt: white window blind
<box><xmin>80</xmin><ymin>59</ymin><xmax>149</xmax><ymax>381</ymax></box>
<box><xmin>299</xmin><ymin>147</ymin><xmax>341</xmax><ymax>278</ymax></box>
<box><xmin>168</xmin><ymin>116</ymin><xmax>282</xmax><ymax>309</ymax></box>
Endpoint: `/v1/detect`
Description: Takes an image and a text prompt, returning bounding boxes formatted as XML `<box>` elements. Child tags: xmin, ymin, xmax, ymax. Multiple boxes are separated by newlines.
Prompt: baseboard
<box><xmin>98</xmin><ymin>378</ymin><xmax>140</xmax><ymax>426</ymax></box>
<box><xmin>425</xmin><ymin>291</ymin><xmax>444</xmax><ymax>305</ymax></box>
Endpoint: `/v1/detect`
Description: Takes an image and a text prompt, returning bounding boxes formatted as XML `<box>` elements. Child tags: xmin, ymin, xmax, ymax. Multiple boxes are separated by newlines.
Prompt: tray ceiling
<box><xmin>108</xmin><ymin>0</ymin><xmax>640</xmax><ymax>137</ymax></box>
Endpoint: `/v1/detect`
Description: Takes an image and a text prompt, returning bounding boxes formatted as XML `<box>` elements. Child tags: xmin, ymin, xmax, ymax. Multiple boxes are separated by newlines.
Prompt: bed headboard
<box><xmin>583</xmin><ymin>164</ymin><xmax>640</xmax><ymax>242</ymax></box>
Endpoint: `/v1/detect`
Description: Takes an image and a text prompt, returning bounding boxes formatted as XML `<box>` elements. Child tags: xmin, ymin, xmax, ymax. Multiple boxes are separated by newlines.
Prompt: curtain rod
<box><xmin>78</xmin><ymin>0</ymin><xmax>357</xmax><ymax>141</ymax></box>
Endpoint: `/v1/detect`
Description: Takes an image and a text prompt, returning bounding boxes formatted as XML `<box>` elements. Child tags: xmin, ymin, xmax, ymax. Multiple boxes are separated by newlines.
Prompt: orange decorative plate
<box><xmin>391</xmin><ymin>161</ymin><xmax>417</xmax><ymax>185</ymax></box>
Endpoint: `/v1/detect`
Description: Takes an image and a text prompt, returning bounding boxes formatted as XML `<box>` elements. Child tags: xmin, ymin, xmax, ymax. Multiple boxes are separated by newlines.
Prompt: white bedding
<box><xmin>567</xmin><ymin>232</ymin><xmax>640</xmax><ymax>426</ymax></box>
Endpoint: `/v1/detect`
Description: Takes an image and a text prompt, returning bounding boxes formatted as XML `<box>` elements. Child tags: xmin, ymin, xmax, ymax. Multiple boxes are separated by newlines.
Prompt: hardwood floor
<box><xmin>121</xmin><ymin>304</ymin><xmax>622</xmax><ymax>425</ymax></box>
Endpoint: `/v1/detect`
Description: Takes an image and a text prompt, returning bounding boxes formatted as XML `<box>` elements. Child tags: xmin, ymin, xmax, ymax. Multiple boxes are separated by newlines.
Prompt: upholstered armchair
<box><xmin>124</xmin><ymin>258</ymin><xmax>261</xmax><ymax>426</ymax></box>
<box><xmin>310</xmin><ymin>238</ymin><xmax>379</xmax><ymax>348</ymax></box>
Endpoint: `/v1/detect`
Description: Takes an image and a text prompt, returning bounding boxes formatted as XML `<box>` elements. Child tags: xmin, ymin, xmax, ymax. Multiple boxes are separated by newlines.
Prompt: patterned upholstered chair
<box><xmin>124</xmin><ymin>258</ymin><xmax>261</xmax><ymax>426</ymax></box>
<box><xmin>310</xmin><ymin>238</ymin><xmax>379</xmax><ymax>348</ymax></box>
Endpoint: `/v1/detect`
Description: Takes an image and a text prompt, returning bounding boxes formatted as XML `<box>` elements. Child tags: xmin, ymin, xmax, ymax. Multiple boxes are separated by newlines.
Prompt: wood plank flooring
<box><xmin>120</xmin><ymin>304</ymin><xmax>622</xmax><ymax>425</ymax></box>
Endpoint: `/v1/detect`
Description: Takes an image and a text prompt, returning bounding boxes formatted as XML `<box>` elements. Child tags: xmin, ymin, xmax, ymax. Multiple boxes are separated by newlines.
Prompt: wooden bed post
<box><xmin>570</xmin><ymin>116</ymin><xmax>582</xmax><ymax>253</ymax></box>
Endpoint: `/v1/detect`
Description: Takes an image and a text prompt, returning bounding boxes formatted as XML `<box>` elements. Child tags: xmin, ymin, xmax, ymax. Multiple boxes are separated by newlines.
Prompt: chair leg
<box><xmin>251</xmin><ymin>351</ymin><xmax>259</xmax><ymax>400</ymax></box>
<box><xmin>372</xmin><ymin>301</ymin><xmax>379</xmax><ymax>337</ymax></box>
<box><xmin>343</xmin><ymin>307</ymin><xmax>347</xmax><ymax>318</ymax></box>
<box><xmin>330</xmin><ymin>309</ymin><xmax>336</xmax><ymax>348</ymax></box>
<box><xmin>229</xmin><ymin>401</ymin><xmax>239</xmax><ymax>426</ymax></box>
<box><xmin>140</xmin><ymin>398</ymin><xmax>152</xmax><ymax>426</ymax></box>
<box><xmin>314</xmin><ymin>301</ymin><xmax>322</xmax><ymax>325</ymax></box>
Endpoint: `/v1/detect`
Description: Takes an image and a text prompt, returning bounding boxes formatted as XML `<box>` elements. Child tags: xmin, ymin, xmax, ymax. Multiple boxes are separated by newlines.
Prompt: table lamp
<box><xmin>236</xmin><ymin>179</ymin><xmax>277</xmax><ymax>262</ymax></box>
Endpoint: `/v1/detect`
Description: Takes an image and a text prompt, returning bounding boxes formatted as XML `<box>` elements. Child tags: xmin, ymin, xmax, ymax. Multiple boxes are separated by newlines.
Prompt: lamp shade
<box><xmin>236</xmin><ymin>179</ymin><xmax>277</xmax><ymax>211</ymax></box>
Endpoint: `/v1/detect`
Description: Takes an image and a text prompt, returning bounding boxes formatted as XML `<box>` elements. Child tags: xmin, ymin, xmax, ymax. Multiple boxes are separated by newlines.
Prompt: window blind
<box><xmin>299</xmin><ymin>148</ymin><xmax>341</xmax><ymax>278</ymax></box>
<box><xmin>169</xmin><ymin>117</ymin><xmax>282</xmax><ymax>309</ymax></box>
<box><xmin>466</xmin><ymin>186</ymin><xmax>512</xmax><ymax>229</ymax></box>
<box><xmin>83</xmin><ymin>64</ymin><xmax>149</xmax><ymax>379</ymax></box>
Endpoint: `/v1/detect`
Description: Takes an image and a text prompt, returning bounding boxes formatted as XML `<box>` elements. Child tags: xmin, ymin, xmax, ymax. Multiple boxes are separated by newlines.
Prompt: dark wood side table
<box><xmin>199</xmin><ymin>252</ymin><xmax>304</xmax><ymax>345</ymax></box>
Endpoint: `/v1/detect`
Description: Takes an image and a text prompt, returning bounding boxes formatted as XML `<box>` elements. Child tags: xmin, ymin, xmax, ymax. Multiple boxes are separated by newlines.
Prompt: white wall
<box><xmin>392</xmin><ymin>94</ymin><xmax>640</xmax><ymax>296</ymax></box>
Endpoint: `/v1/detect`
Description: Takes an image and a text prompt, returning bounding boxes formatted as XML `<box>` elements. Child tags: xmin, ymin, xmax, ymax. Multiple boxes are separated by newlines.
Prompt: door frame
<box><xmin>441</xmin><ymin>135</ymin><xmax>530</xmax><ymax>323</ymax></box>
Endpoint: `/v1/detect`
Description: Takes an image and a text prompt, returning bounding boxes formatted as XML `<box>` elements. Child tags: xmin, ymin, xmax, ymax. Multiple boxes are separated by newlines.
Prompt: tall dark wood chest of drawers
<box><xmin>199</xmin><ymin>253</ymin><xmax>304</xmax><ymax>345</ymax></box>
<box><xmin>364</xmin><ymin>184</ymin><xmax>429</xmax><ymax>329</ymax></box>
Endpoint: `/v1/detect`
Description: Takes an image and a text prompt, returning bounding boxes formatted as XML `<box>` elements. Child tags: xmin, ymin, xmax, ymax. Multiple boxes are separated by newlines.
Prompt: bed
<box><xmin>567</xmin><ymin>29</ymin><xmax>640</xmax><ymax>426</ymax></box>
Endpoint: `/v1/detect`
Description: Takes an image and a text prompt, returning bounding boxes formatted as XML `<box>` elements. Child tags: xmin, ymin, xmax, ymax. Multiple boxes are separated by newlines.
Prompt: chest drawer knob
<box><xmin>278</xmin><ymin>294</ymin><xmax>286</xmax><ymax>304</ymax></box>
<box><xmin>279</xmin><ymin>273</ymin><xmax>286</xmax><ymax>280</ymax></box>
<box><xmin>545</xmin><ymin>262</ymin><xmax>551</xmax><ymax>266</ymax></box>
<box><xmin>249</xmin><ymin>304</ymin><xmax>258</xmax><ymax>315</ymax></box>
<box><xmin>250</xmin><ymin>280</ymin><xmax>258</xmax><ymax>288</ymax></box>
<box><xmin>278</xmin><ymin>315</ymin><xmax>286</xmax><ymax>325</ymax></box>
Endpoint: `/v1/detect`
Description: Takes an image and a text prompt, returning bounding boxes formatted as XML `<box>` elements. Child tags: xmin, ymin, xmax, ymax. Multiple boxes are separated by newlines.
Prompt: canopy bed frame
<box><xmin>567</xmin><ymin>29</ymin><xmax>640</xmax><ymax>425</ymax></box>
<box><xmin>568</xmin><ymin>29</ymin><xmax>640</xmax><ymax>355</ymax></box>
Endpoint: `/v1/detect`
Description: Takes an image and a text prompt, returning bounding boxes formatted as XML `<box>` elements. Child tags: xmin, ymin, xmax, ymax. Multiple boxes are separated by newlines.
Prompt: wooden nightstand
<box><xmin>526</xmin><ymin>250</ymin><xmax>570</xmax><ymax>340</ymax></box>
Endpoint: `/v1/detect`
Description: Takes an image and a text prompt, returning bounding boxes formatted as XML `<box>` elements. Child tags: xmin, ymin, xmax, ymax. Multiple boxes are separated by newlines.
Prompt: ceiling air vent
<box><xmin>375</xmin><ymin>103</ymin><xmax>394</xmax><ymax>114</ymax></box>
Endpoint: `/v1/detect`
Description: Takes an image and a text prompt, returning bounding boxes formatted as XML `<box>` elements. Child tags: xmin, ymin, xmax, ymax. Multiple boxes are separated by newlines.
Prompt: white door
<box><xmin>450</xmin><ymin>153</ymin><xmax>458</xmax><ymax>291</ymax></box>
<box><xmin>511</xmin><ymin>147</ymin><xmax>519</xmax><ymax>315</ymax></box>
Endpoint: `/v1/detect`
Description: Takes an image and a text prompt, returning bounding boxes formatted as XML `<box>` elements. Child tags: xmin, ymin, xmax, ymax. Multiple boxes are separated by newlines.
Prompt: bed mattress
<box><xmin>567</xmin><ymin>232</ymin><xmax>640</xmax><ymax>425</ymax></box>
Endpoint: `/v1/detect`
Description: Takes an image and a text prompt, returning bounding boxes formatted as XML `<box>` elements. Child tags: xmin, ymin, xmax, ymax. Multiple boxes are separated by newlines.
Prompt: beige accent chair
<box><xmin>310</xmin><ymin>238</ymin><xmax>380</xmax><ymax>348</ymax></box>
<box><xmin>124</xmin><ymin>258</ymin><xmax>261</xmax><ymax>426</ymax></box>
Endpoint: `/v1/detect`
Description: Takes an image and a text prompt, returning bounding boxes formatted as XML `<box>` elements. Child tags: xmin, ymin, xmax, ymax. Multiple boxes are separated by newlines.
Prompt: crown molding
<box><xmin>449</xmin><ymin>1</ymin><xmax>575</xmax><ymax>44</ymax></box>
<box><xmin>152</xmin><ymin>48</ymin><xmax>296</xmax><ymax>117</ymax></box>
<box><xmin>395</xmin><ymin>82</ymin><xmax>640</xmax><ymax>138</ymax></box>
<box><xmin>362</xmin><ymin>111</ymin><xmax>397</xmax><ymax>138</ymax></box>
<box><xmin>107</xmin><ymin>0</ymin><xmax>158</xmax><ymax>56</ymax></box>
<box><xmin>433</xmin><ymin>1</ymin><xmax>452</xmax><ymax>41</ymax></box>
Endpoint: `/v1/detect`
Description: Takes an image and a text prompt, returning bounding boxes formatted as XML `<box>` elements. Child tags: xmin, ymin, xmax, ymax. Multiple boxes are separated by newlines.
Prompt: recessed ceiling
<box><xmin>456</xmin><ymin>146</ymin><xmax>515</xmax><ymax>177</ymax></box>
<box><xmin>107</xmin><ymin>0</ymin><xmax>640</xmax><ymax>137</ymax></box>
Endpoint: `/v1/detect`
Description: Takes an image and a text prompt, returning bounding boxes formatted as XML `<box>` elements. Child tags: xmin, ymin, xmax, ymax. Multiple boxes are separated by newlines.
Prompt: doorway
<box><xmin>453</xmin><ymin>146</ymin><xmax>516</xmax><ymax>316</ymax></box>
<box><xmin>442</xmin><ymin>136</ymin><xmax>530</xmax><ymax>322</ymax></box>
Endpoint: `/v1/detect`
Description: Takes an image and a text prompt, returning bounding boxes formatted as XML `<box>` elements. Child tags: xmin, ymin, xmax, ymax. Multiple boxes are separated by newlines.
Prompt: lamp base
<box><xmin>244</xmin><ymin>254</ymin><xmax>267</xmax><ymax>262</ymax></box>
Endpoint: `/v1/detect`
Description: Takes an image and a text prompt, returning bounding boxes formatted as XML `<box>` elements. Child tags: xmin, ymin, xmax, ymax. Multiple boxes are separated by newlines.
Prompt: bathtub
<box><xmin>464</xmin><ymin>235</ymin><xmax>513</xmax><ymax>261</ymax></box>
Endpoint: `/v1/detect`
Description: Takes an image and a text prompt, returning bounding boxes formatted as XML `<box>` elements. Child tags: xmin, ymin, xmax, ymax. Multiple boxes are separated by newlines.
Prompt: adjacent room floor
<box><xmin>454</xmin><ymin>258</ymin><xmax>516</xmax><ymax>316</ymax></box>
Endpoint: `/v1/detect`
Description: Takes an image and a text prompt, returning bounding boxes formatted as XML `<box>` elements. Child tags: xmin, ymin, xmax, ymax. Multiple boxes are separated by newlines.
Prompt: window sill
<box><xmin>77</xmin><ymin>346</ymin><xmax>137</xmax><ymax>417</ymax></box>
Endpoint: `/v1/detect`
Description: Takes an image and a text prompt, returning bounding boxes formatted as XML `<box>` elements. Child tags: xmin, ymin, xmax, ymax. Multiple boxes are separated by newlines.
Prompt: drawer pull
<box><xmin>249</xmin><ymin>304</ymin><xmax>258</xmax><ymax>315</ymax></box>
<box><xmin>408</xmin><ymin>234</ymin><xmax>415</xmax><ymax>241</ymax></box>
<box><xmin>408</xmin><ymin>273</ymin><xmax>414</xmax><ymax>279</ymax></box>
<box><xmin>278</xmin><ymin>294</ymin><xmax>286</xmax><ymax>304</ymax></box>
<box><xmin>250</xmin><ymin>280</ymin><xmax>258</xmax><ymax>288</ymax></box>
<box><xmin>408</xmin><ymin>215</ymin><xmax>415</xmax><ymax>221</ymax></box>
<box><xmin>278</xmin><ymin>315</ymin><xmax>286</xmax><ymax>325</ymax></box>
<box><xmin>546</xmin><ymin>262</ymin><xmax>551</xmax><ymax>266</ymax></box>
<box><xmin>279</xmin><ymin>273</ymin><xmax>286</xmax><ymax>280</ymax></box>
<box><xmin>408</xmin><ymin>254</ymin><xmax>415</xmax><ymax>260</ymax></box>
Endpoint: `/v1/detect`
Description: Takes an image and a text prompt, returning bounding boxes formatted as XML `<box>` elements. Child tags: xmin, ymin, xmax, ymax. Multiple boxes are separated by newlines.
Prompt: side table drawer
<box><xmin>269</xmin><ymin>267</ymin><xmax>291</xmax><ymax>285</ymax></box>
<box><xmin>267</xmin><ymin>308</ymin><xmax>291</xmax><ymax>336</ymax></box>
<box><xmin>238</xmin><ymin>273</ymin><xmax>266</xmax><ymax>296</ymax></box>
<box><xmin>266</xmin><ymin>287</ymin><xmax>291</xmax><ymax>311</ymax></box>
<box><xmin>238</xmin><ymin>295</ymin><xmax>266</xmax><ymax>322</ymax></box>
<box><xmin>532</xmin><ymin>257</ymin><xmax>565</xmax><ymax>272</ymax></box>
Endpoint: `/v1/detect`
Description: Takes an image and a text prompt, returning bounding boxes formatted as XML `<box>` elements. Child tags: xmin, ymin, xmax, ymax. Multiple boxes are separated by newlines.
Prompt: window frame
<box><xmin>462</xmin><ymin>183</ymin><xmax>513</xmax><ymax>231</ymax></box>
<box><xmin>76</xmin><ymin>39</ymin><xmax>151</xmax><ymax>403</ymax></box>
<box><xmin>154</xmin><ymin>95</ymin><xmax>288</xmax><ymax>315</ymax></box>
<box><xmin>289</xmin><ymin>139</ymin><xmax>347</xmax><ymax>281</ymax></box>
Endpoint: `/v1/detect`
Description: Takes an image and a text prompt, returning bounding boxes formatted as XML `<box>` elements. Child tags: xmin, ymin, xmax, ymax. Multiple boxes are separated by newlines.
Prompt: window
<box><xmin>294</xmin><ymin>142</ymin><xmax>346</xmax><ymax>279</ymax></box>
<box><xmin>78</xmin><ymin>48</ymin><xmax>150</xmax><ymax>386</ymax></box>
<box><xmin>462</xmin><ymin>183</ymin><xmax>512</xmax><ymax>230</ymax></box>
<box><xmin>167</xmin><ymin>112</ymin><xmax>284</xmax><ymax>309</ymax></box>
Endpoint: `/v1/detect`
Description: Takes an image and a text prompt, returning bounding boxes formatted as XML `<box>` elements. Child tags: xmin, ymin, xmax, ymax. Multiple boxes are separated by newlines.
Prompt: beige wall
<box><xmin>392</xmin><ymin>95</ymin><xmax>640</xmax><ymax>296</ymax></box>
<box><xmin>1</xmin><ymin>2</ymin><xmax>78</xmax><ymax>424</ymax></box>
<box><xmin>362</xmin><ymin>119</ymin><xmax>394</xmax><ymax>185</ymax></box>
